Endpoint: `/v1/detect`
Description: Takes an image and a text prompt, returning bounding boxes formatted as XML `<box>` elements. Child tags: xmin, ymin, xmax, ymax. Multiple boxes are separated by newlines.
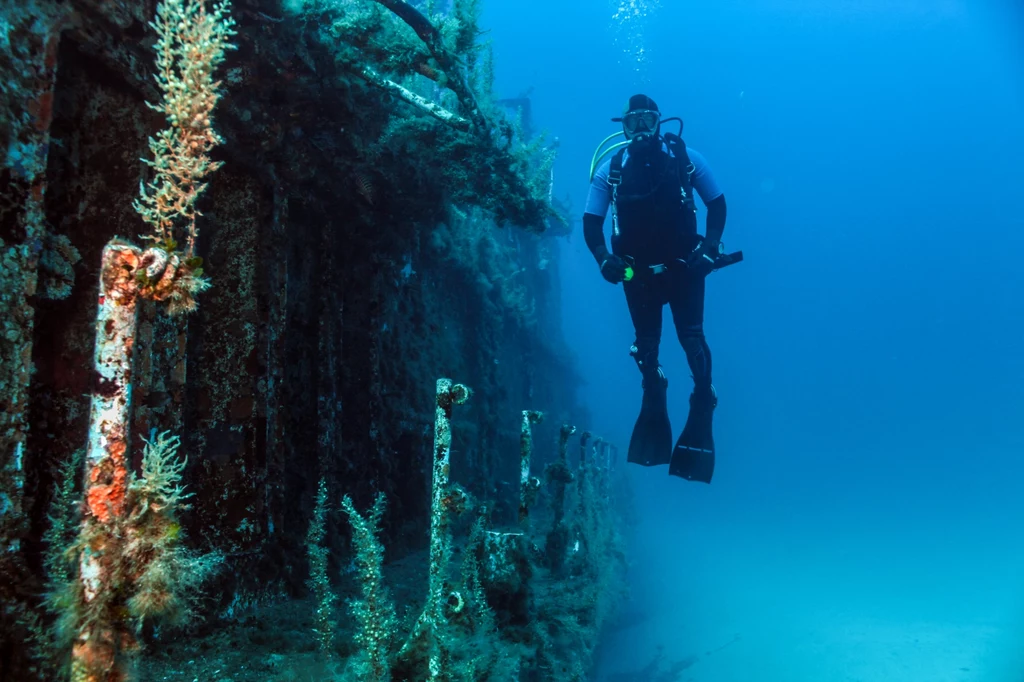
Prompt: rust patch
<box><xmin>43</xmin><ymin>30</ymin><xmax>60</xmax><ymax>71</ymax></box>
<box><xmin>86</xmin><ymin>439</ymin><xmax>128</xmax><ymax>524</ymax></box>
<box><xmin>34</xmin><ymin>91</ymin><xmax>54</xmax><ymax>132</ymax></box>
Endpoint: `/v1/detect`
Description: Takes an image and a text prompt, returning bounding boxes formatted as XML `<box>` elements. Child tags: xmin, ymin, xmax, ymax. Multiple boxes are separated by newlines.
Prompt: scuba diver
<box><xmin>583</xmin><ymin>94</ymin><xmax>740</xmax><ymax>483</ymax></box>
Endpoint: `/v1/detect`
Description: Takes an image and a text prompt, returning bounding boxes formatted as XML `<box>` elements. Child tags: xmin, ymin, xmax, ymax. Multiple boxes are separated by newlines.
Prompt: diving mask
<box><xmin>622</xmin><ymin>109</ymin><xmax>660</xmax><ymax>138</ymax></box>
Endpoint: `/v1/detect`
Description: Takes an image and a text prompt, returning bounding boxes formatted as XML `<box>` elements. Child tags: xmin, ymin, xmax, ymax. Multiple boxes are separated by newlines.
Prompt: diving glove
<box><xmin>598</xmin><ymin>251</ymin><xmax>629</xmax><ymax>284</ymax></box>
<box><xmin>685</xmin><ymin>238</ymin><xmax>724</xmax><ymax>277</ymax></box>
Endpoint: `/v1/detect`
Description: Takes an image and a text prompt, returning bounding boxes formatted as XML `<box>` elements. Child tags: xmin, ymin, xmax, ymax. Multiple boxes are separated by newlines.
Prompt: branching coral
<box><xmin>57</xmin><ymin>431</ymin><xmax>222</xmax><ymax>681</ymax></box>
<box><xmin>342</xmin><ymin>493</ymin><xmax>397</xmax><ymax>682</ymax></box>
<box><xmin>44</xmin><ymin>450</ymin><xmax>85</xmax><ymax>597</ymax></box>
<box><xmin>125</xmin><ymin>433</ymin><xmax>223</xmax><ymax>629</ymax></box>
<box><xmin>117</xmin><ymin>0</ymin><xmax>238</xmax><ymax>318</ymax></box>
<box><xmin>134</xmin><ymin>0</ymin><xmax>237</xmax><ymax>258</ymax></box>
<box><xmin>306</xmin><ymin>477</ymin><xmax>337</xmax><ymax>660</ymax></box>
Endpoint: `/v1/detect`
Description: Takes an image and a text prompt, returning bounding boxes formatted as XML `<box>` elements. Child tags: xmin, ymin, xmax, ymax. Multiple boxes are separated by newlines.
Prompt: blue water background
<box><xmin>483</xmin><ymin>0</ymin><xmax>1024</xmax><ymax>678</ymax></box>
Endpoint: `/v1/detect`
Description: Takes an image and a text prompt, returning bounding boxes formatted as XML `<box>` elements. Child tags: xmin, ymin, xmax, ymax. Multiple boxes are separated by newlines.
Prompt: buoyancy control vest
<box><xmin>607</xmin><ymin>133</ymin><xmax>698</xmax><ymax>265</ymax></box>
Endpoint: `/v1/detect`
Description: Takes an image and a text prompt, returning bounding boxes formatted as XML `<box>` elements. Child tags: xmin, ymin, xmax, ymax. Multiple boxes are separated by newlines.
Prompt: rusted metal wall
<box><xmin>0</xmin><ymin>5</ymin><xmax>586</xmax><ymax>670</ymax></box>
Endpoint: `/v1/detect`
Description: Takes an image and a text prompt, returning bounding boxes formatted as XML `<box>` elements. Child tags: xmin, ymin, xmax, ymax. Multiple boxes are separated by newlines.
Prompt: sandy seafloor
<box><xmin>594</xmin><ymin>459</ymin><xmax>1024</xmax><ymax>682</ymax></box>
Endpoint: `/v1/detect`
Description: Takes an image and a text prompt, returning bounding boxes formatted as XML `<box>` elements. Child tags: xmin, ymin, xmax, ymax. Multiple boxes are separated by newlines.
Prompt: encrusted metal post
<box><xmin>74</xmin><ymin>241</ymin><xmax>143</xmax><ymax>681</ymax></box>
<box><xmin>518</xmin><ymin>410</ymin><xmax>544</xmax><ymax>527</ymax></box>
<box><xmin>578</xmin><ymin>431</ymin><xmax>590</xmax><ymax>470</ymax></box>
<box><xmin>568</xmin><ymin>430</ymin><xmax>594</xmax><ymax>571</ymax></box>
<box><xmin>85</xmin><ymin>242</ymin><xmax>143</xmax><ymax>501</ymax></box>
<box><xmin>73</xmin><ymin>241</ymin><xmax>199</xmax><ymax>680</ymax></box>
<box><xmin>598</xmin><ymin>440</ymin><xmax>613</xmax><ymax>496</ymax></box>
<box><xmin>543</xmin><ymin>423</ymin><xmax>576</xmax><ymax>573</ymax></box>
<box><xmin>426</xmin><ymin>378</ymin><xmax>470</xmax><ymax>680</ymax></box>
<box><xmin>552</xmin><ymin>423</ymin><xmax>575</xmax><ymax>527</ymax></box>
<box><xmin>591</xmin><ymin>437</ymin><xmax>604</xmax><ymax>468</ymax></box>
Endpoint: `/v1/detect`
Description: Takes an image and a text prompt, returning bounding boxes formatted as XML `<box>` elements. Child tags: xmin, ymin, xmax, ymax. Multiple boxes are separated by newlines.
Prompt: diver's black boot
<box><xmin>626</xmin><ymin>369</ymin><xmax>673</xmax><ymax>466</ymax></box>
<box><xmin>669</xmin><ymin>384</ymin><xmax>717</xmax><ymax>482</ymax></box>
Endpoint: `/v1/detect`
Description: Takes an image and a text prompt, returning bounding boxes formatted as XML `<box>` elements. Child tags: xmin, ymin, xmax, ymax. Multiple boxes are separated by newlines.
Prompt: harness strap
<box><xmin>608</xmin><ymin>148</ymin><xmax>626</xmax><ymax>236</ymax></box>
<box><xmin>663</xmin><ymin>133</ymin><xmax>697</xmax><ymax>211</ymax></box>
<box><xmin>608</xmin><ymin>148</ymin><xmax>625</xmax><ymax>189</ymax></box>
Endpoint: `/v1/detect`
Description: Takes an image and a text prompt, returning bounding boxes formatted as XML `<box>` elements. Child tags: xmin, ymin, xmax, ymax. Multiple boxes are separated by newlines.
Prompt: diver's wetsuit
<box><xmin>583</xmin><ymin>142</ymin><xmax>726</xmax><ymax>392</ymax></box>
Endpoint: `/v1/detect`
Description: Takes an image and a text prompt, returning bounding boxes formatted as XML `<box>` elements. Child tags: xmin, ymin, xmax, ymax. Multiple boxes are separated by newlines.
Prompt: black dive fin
<box><xmin>669</xmin><ymin>388</ymin><xmax>717</xmax><ymax>483</ymax></box>
<box><xmin>627</xmin><ymin>371</ymin><xmax>673</xmax><ymax>466</ymax></box>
